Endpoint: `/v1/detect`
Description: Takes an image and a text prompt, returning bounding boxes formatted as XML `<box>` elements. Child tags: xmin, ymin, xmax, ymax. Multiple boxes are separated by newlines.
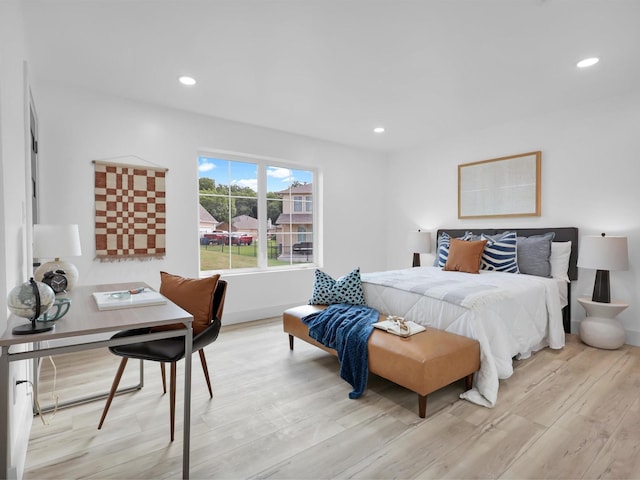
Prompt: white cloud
<box><xmin>267</xmin><ymin>167</ymin><xmax>291</xmax><ymax>180</ymax></box>
<box><xmin>199</xmin><ymin>160</ymin><xmax>216</xmax><ymax>172</ymax></box>
<box><xmin>233</xmin><ymin>178</ymin><xmax>258</xmax><ymax>191</ymax></box>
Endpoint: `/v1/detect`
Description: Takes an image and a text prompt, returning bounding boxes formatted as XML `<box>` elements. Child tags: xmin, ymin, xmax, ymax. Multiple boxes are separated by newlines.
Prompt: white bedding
<box><xmin>361</xmin><ymin>267</ymin><xmax>565</xmax><ymax>407</ymax></box>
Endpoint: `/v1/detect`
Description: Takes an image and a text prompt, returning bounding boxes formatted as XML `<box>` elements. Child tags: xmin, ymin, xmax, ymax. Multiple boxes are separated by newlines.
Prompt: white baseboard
<box><xmin>625</xmin><ymin>328</ymin><xmax>640</xmax><ymax>347</ymax></box>
<box><xmin>222</xmin><ymin>303</ymin><xmax>303</xmax><ymax>326</ymax></box>
<box><xmin>226</xmin><ymin>314</ymin><xmax>640</xmax><ymax>347</ymax></box>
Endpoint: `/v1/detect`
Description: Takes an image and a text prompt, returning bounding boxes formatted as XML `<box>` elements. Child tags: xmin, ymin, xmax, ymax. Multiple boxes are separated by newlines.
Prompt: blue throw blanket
<box><xmin>302</xmin><ymin>303</ymin><xmax>379</xmax><ymax>399</ymax></box>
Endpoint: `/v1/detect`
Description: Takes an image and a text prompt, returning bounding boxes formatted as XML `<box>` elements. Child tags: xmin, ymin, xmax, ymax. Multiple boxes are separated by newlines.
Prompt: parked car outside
<box><xmin>202</xmin><ymin>230</ymin><xmax>229</xmax><ymax>245</ymax></box>
<box><xmin>226</xmin><ymin>232</ymin><xmax>253</xmax><ymax>246</ymax></box>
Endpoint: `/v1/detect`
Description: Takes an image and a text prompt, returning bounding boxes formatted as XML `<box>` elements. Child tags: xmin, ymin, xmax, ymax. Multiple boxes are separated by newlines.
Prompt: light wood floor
<box><xmin>24</xmin><ymin>318</ymin><xmax>640</xmax><ymax>479</ymax></box>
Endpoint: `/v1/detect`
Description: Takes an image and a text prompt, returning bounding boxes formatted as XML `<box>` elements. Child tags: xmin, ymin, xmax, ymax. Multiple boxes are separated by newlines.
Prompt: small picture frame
<box><xmin>458</xmin><ymin>151</ymin><xmax>541</xmax><ymax>219</ymax></box>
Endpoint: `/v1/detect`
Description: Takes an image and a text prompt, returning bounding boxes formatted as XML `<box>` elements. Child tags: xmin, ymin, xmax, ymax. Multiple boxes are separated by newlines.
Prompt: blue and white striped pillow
<box><xmin>435</xmin><ymin>231</ymin><xmax>475</xmax><ymax>267</ymax></box>
<box><xmin>480</xmin><ymin>231</ymin><xmax>519</xmax><ymax>273</ymax></box>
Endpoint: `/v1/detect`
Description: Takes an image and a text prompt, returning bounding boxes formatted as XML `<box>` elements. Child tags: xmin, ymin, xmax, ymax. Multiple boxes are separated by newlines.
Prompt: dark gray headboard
<box><xmin>436</xmin><ymin>227</ymin><xmax>578</xmax><ymax>333</ymax></box>
<box><xmin>436</xmin><ymin>227</ymin><xmax>579</xmax><ymax>281</ymax></box>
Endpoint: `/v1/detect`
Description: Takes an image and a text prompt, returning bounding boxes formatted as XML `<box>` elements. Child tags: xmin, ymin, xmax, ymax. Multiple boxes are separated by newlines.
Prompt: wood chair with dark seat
<box><xmin>98</xmin><ymin>278</ymin><xmax>227</xmax><ymax>441</ymax></box>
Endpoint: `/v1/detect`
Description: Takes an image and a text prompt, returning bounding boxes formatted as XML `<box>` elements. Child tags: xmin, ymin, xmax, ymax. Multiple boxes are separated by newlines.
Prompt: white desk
<box><xmin>0</xmin><ymin>283</ymin><xmax>194</xmax><ymax>479</ymax></box>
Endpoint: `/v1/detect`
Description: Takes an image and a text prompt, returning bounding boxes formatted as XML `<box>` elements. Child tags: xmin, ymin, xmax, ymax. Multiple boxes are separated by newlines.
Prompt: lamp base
<box><xmin>13</xmin><ymin>320</ymin><xmax>55</xmax><ymax>335</ymax></box>
<box><xmin>34</xmin><ymin>259</ymin><xmax>79</xmax><ymax>291</ymax></box>
<box><xmin>591</xmin><ymin>269</ymin><xmax>610</xmax><ymax>303</ymax></box>
<box><xmin>412</xmin><ymin>252</ymin><xmax>421</xmax><ymax>268</ymax></box>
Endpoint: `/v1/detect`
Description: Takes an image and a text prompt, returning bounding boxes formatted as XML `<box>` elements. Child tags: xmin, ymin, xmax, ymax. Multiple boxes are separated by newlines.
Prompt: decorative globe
<box><xmin>7</xmin><ymin>279</ymin><xmax>55</xmax><ymax>320</ymax></box>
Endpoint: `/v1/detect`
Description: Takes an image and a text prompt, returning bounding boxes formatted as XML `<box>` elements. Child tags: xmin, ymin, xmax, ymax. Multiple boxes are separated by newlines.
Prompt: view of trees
<box><xmin>199</xmin><ymin>177</ymin><xmax>284</xmax><ymax>225</ymax></box>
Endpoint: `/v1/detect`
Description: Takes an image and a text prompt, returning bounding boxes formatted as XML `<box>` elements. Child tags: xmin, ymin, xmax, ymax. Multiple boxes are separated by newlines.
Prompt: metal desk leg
<box><xmin>32</xmin><ymin>342</ymin><xmax>39</xmax><ymax>415</ymax></box>
<box><xmin>33</xmin><ymin>354</ymin><xmax>145</xmax><ymax>413</ymax></box>
<box><xmin>182</xmin><ymin>327</ymin><xmax>192</xmax><ymax>479</ymax></box>
<box><xmin>33</xmin><ymin>359</ymin><xmax>144</xmax><ymax>415</ymax></box>
<box><xmin>1</xmin><ymin>346</ymin><xmax>10</xmax><ymax>478</ymax></box>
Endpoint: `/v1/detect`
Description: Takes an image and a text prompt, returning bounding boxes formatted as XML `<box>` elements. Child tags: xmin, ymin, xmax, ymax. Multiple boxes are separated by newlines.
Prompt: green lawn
<box><xmin>199</xmin><ymin>241</ymin><xmax>292</xmax><ymax>270</ymax></box>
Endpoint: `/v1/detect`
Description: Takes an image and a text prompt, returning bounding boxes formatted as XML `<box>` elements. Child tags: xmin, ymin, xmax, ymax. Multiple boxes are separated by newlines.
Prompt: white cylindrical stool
<box><xmin>577</xmin><ymin>297</ymin><xmax>628</xmax><ymax>350</ymax></box>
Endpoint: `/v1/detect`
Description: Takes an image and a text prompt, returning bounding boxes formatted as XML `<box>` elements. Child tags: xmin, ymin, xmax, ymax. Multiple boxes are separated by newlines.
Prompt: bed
<box><xmin>360</xmin><ymin>227</ymin><xmax>578</xmax><ymax>407</ymax></box>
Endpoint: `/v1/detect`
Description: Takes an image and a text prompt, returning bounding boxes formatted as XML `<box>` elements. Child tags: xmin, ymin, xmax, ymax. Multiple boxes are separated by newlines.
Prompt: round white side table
<box><xmin>577</xmin><ymin>297</ymin><xmax>628</xmax><ymax>349</ymax></box>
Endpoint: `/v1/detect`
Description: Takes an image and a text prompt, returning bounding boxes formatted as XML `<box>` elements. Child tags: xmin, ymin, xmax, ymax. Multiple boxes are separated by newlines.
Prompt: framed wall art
<box><xmin>458</xmin><ymin>151</ymin><xmax>541</xmax><ymax>219</ymax></box>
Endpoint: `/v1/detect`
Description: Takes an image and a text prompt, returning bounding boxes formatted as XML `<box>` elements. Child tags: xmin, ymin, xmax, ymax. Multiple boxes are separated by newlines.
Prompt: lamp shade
<box><xmin>33</xmin><ymin>224</ymin><xmax>82</xmax><ymax>291</ymax></box>
<box><xmin>578</xmin><ymin>235</ymin><xmax>628</xmax><ymax>271</ymax></box>
<box><xmin>408</xmin><ymin>230</ymin><xmax>431</xmax><ymax>268</ymax></box>
<box><xmin>33</xmin><ymin>224</ymin><xmax>82</xmax><ymax>259</ymax></box>
<box><xmin>408</xmin><ymin>230</ymin><xmax>431</xmax><ymax>254</ymax></box>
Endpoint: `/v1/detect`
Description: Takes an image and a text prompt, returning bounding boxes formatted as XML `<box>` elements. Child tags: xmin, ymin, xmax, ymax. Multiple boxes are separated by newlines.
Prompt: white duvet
<box><xmin>361</xmin><ymin>267</ymin><xmax>565</xmax><ymax>407</ymax></box>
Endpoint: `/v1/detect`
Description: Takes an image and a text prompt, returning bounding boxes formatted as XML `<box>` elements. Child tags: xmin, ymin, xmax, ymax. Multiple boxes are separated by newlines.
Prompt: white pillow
<box><xmin>550</xmin><ymin>241</ymin><xmax>571</xmax><ymax>282</ymax></box>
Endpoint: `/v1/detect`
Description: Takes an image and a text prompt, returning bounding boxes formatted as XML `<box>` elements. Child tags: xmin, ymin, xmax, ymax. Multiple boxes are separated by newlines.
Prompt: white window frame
<box><xmin>198</xmin><ymin>149</ymin><xmax>319</xmax><ymax>275</ymax></box>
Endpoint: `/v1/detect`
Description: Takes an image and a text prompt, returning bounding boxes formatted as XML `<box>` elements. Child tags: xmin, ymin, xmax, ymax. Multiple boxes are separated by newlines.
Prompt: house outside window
<box><xmin>198</xmin><ymin>153</ymin><xmax>315</xmax><ymax>272</ymax></box>
<box><xmin>274</xmin><ymin>182</ymin><xmax>314</xmax><ymax>263</ymax></box>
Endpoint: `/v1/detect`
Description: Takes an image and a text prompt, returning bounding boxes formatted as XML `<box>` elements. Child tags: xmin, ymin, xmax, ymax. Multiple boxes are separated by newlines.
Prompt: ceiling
<box><xmin>21</xmin><ymin>0</ymin><xmax>640</xmax><ymax>154</ymax></box>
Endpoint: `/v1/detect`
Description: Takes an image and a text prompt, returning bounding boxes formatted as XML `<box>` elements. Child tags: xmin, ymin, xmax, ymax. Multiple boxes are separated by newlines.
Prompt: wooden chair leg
<box><xmin>98</xmin><ymin>357</ymin><xmax>129</xmax><ymax>429</ymax></box>
<box><xmin>160</xmin><ymin>362</ymin><xmax>167</xmax><ymax>394</ymax></box>
<box><xmin>170</xmin><ymin>362</ymin><xmax>177</xmax><ymax>442</ymax></box>
<box><xmin>199</xmin><ymin>349</ymin><xmax>213</xmax><ymax>398</ymax></box>
<box><xmin>418</xmin><ymin>394</ymin><xmax>427</xmax><ymax>418</ymax></box>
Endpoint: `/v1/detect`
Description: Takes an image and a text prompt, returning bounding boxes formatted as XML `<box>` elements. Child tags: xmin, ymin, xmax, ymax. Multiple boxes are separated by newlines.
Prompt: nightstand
<box><xmin>577</xmin><ymin>297</ymin><xmax>628</xmax><ymax>349</ymax></box>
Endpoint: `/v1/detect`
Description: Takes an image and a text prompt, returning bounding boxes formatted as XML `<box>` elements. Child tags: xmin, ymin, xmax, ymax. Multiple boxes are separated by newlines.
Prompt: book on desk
<box><xmin>92</xmin><ymin>288</ymin><xmax>167</xmax><ymax>311</ymax></box>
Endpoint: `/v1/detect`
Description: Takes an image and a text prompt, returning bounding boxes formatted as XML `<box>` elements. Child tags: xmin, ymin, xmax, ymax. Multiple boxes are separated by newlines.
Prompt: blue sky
<box><xmin>198</xmin><ymin>156</ymin><xmax>312</xmax><ymax>192</ymax></box>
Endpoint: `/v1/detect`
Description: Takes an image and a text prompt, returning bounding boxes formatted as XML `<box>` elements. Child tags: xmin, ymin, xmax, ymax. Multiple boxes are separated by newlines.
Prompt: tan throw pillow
<box><xmin>153</xmin><ymin>272</ymin><xmax>220</xmax><ymax>335</ymax></box>
<box><xmin>444</xmin><ymin>239</ymin><xmax>487</xmax><ymax>274</ymax></box>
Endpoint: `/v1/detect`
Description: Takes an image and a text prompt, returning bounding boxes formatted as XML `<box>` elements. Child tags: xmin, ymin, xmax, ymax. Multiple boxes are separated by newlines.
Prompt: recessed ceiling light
<box><xmin>577</xmin><ymin>57</ymin><xmax>599</xmax><ymax>68</ymax></box>
<box><xmin>178</xmin><ymin>76</ymin><xmax>197</xmax><ymax>86</ymax></box>
<box><xmin>373</xmin><ymin>127</ymin><xmax>385</xmax><ymax>134</ymax></box>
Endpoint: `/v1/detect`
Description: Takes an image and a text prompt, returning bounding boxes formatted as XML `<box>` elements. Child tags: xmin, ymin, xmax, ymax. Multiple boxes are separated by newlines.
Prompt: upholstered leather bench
<box><xmin>283</xmin><ymin>304</ymin><xmax>481</xmax><ymax>418</ymax></box>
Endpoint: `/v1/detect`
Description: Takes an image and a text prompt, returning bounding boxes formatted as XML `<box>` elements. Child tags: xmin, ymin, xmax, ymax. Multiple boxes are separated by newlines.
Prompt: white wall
<box><xmin>33</xmin><ymin>82</ymin><xmax>389</xmax><ymax>323</ymax></box>
<box><xmin>0</xmin><ymin>1</ymin><xmax>36</xmax><ymax>478</ymax></box>
<box><xmin>386</xmin><ymin>92</ymin><xmax>640</xmax><ymax>345</ymax></box>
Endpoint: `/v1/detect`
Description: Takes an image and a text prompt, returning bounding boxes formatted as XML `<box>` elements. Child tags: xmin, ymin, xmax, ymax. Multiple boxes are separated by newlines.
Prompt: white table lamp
<box><xmin>408</xmin><ymin>230</ymin><xmax>431</xmax><ymax>267</ymax></box>
<box><xmin>577</xmin><ymin>233</ymin><xmax>628</xmax><ymax>303</ymax></box>
<box><xmin>33</xmin><ymin>224</ymin><xmax>82</xmax><ymax>291</ymax></box>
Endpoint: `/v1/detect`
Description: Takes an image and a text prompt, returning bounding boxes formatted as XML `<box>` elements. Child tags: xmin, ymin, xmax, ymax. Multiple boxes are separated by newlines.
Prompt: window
<box><xmin>198</xmin><ymin>152</ymin><xmax>315</xmax><ymax>272</ymax></box>
<box><xmin>297</xmin><ymin>226</ymin><xmax>306</xmax><ymax>242</ymax></box>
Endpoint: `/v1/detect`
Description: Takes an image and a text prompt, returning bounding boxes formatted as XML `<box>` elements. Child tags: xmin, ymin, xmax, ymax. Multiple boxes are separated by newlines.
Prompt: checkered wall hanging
<box><xmin>94</xmin><ymin>160</ymin><xmax>167</xmax><ymax>260</ymax></box>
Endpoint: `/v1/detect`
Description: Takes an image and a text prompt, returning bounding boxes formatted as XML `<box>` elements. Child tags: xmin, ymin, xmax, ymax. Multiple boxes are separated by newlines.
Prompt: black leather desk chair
<box><xmin>98</xmin><ymin>279</ymin><xmax>227</xmax><ymax>441</ymax></box>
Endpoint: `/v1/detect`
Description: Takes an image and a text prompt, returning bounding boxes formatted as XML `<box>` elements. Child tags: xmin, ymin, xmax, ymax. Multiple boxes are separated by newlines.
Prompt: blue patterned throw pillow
<box><xmin>435</xmin><ymin>232</ymin><xmax>475</xmax><ymax>267</ymax></box>
<box><xmin>309</xmin><ymin>267</ymin><xmax>366</xmax><ymax>305</ymax></box>
<box><xmin>480</xmin><ymin>231</ymin><xmax>519</xmax><ymax>273</ymax></box>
